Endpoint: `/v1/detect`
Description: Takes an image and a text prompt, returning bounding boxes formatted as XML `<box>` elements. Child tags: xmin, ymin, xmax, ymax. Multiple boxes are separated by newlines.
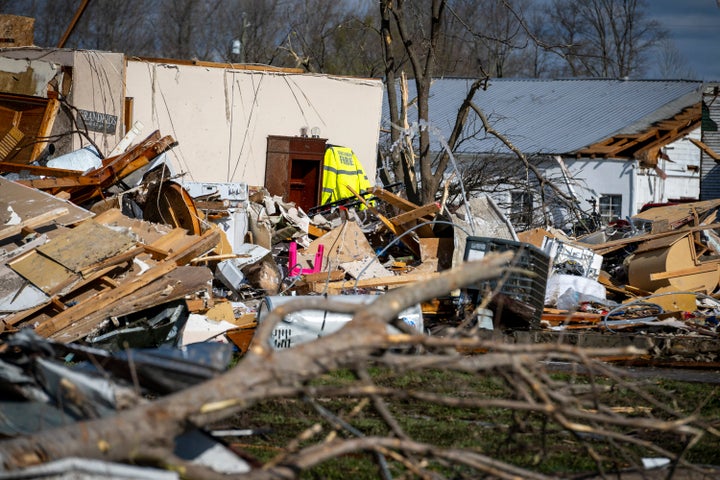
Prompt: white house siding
<box><xmin>125</xmin><ymin>61</ymin><xmax>384</xmax><ymax>185</ymax></box>
<box><xmin>542</xmin><ymin>157</ymin><xmax>633</xmax><ymax>225</ymax></box>
<box><xmin>496</xmin><ymin>129</ymin><xmax>702</xmax><ymax>229</ymax></box>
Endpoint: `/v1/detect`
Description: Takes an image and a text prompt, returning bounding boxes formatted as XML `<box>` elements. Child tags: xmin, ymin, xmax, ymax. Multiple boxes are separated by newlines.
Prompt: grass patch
<box><xmin>215</xmin><ymin>364</ymin><xmax>720</xmax><ymax>478</ymax></box>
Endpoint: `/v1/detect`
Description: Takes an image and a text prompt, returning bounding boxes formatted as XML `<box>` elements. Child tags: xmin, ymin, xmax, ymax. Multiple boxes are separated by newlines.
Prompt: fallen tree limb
<box><xmin>0</xmin><ymin>250</ymin><xmax>714</xmax><ymax>478</ymax></box>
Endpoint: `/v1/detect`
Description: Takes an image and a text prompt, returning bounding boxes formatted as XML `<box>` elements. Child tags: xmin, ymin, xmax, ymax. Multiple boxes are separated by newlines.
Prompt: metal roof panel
<box><xmin>383</xmin><ymin>78</ymin><xmax>703</xmax><ymax>155</ymax></box>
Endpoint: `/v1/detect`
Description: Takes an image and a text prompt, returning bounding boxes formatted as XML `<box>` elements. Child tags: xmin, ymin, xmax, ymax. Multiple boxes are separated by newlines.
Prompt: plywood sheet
<box><xmin>301</xmin><ymin>220</ymin><xmax>375</xmax><ymax>266</ymax></box>
<box><xmin>0</xmin><ymin>176</ymin><xmax>91</xmax><ymax>227</ymax></box>
<box><xmin>10</xmin><ymin>250</ymin><xmax>74</xmax><ymax>294</ymax></box>
<box><xmin>36</xmin><ymin>220</ymin><xmax>135</xmax><ymax>273</ymax></box>
<box><xmin>93</xmin><ymin>208</ymin><xmax>174</xmax><ymax>245</ymax></box>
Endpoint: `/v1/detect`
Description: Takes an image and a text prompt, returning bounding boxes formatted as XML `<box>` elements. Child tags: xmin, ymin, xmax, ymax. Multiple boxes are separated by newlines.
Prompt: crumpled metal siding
<box><xmin>701</xmin><ymin>83</ymin><xmax>720</xmax><ymax>200</ymax></box>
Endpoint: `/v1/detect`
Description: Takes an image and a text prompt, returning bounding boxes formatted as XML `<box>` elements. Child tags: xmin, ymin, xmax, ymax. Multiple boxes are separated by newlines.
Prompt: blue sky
<box><xmin>648</xmin><ymin>0</ymin><xmax>720</xmax><ymax>80</ymax></box>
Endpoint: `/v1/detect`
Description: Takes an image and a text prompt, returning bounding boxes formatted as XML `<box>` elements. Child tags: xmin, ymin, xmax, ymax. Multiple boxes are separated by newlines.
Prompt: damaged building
<box><xmin>0</xmin><ymin>16</ymin><xmax>719</xmax><ymax>363</ymax></box>
<box><xmin>2</xmin><ymin>12</ymin><xmax>720</xmax><ymax>476</ymax></box>
<box><xmin>386</xmin><ymin>78</ymin><xmax>705</xmax><ymax>231</ymax></box>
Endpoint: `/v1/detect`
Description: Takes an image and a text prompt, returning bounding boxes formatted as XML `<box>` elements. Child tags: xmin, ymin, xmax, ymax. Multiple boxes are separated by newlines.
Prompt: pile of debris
<box><xmin>516</xmin><ymin>199</ymin><xmax>720</xmax><ymax>366</ymax></box>
<box><xmin>3</xmin><ymin>140</ymin><xmax>720</xmax><ymax>359</ymax></box>
<box><xmin>3</xmin><ymin>127</ymin><xmax>720</xmax><ymax>475</ymax></box>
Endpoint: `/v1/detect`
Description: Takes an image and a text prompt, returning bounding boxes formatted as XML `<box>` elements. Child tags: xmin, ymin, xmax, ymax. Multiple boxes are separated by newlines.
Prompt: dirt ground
<box><xmin>575</xmin><ymin>465</ymin><xmax>720</xmax><ymax>479</ymax></box>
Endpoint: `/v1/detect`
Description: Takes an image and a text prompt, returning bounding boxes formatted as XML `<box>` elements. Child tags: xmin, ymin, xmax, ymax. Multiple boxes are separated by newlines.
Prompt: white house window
<box><xmin>599</xmin><ymin>194</ymin><xmax>622</xmax><ymax>223</ymax></box>
<box><xmin>510</xmin><ymin>191</ymin><xmax>533</xmax><ymax>226</ymax></box>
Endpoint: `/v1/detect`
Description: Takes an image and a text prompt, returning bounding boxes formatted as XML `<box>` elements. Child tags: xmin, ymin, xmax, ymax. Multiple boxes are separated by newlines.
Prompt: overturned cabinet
<box><xmin>265</xmin><ymin>135</ymin><xmax>326</xmax><ymax>212</ymax></box>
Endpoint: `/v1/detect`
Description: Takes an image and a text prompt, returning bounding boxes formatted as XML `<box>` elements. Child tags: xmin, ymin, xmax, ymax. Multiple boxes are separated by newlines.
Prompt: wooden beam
<box><xmin>57</xmin><ymin>0</ymin><xmax>91</xmax><ymax>48</ymax></box>
<box><xmin>347</xmin><ymin>185</ymin><xmax>421</xmax><ymax>257</ymax></box>
<box><xmin>688</xmin><ymin>137</ymin><xmax>720</xmax><ymax>161</ymax></box>
<box><xmin>326</xmin><ymin>271</ymin><xmax>440</xmax><ymax>292</ymax></box>
<box><xmin>649</xmin><ymin>262</ymin><xmax>718</xmax><ymax>281</ymax></box>
<box><xmin>390</xmin><ymin>202</ymin><xmax>440</xmax><ymax>226</ymax></box>
<box><xmin>369</xmin><ymin>187</ymin><xmax>421</xmax><ymax>212</ymax></box>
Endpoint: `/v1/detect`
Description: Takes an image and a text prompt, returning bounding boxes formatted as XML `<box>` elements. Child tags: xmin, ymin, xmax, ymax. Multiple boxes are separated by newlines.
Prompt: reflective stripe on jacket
<box><xmin>321</xmin><ymin>145</ymin><xmax>371</xmax><ymax>206</ymax></box>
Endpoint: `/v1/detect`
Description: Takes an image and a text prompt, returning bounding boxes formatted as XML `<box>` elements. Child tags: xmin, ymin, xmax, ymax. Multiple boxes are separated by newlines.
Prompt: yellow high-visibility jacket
<box><xmin>321</xmin><ymin>145</ymin><xmax>371</xmax><ymax>206</ymax></box>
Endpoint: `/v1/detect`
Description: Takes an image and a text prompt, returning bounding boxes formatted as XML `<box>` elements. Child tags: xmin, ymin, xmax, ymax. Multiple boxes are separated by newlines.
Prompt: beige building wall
<box><xmin>125</xmin><ymin>60</ymin><xmax>384</xmax><ymax>185</ymax></box>
<box><xmin>0</xmin><ymin>48</ymin><xmax>126</xmax><ymax>155</ymax></box>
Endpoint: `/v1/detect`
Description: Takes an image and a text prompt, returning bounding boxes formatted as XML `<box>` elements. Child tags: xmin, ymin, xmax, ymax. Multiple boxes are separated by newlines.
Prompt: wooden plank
<box><xmin>390</xmin><ymin>202</ymin><xmax>439</xmax><ymax>226</ymax></box>
<box><xmin>688</xmin><ymin>137</ymin><xmax>720</xmax><ymax>161</ymax></box>
<box><xmin>301</xmin><ymin>270</ymin><xmax>346</xmax><ymax>283</ymax></box>
<box><xmin>347</xmin><ymin>185</ymin><xmax>399</xmax><ymax>235</ymax></box>
<box><xmin>649</xmin><ymin>262</ymin><xmax>719</xmax><ymax>281</ymax></box>
<box><xmin>325</xmin><ymin>271</ymin><xmax>439</xmax><ymax>291</ymax></box>
<box><xmin>369</xmin><ymin>187</ymin><xmax>420</xmax><ymax>212</ymax></box>
<box><xmin>34</xmin><ymin>259</ymin><xmax>177</xmax><ymax>338</ymax></box>
<box><xmin>541</xmin><ymin>311</ymin><xmax>603</xmax><ymax>326</ymax></box>
<box><xmin>2</xmin><ymin>264</ymin><xmax>119</xmax><ymax>327</ymax></box>
<box><xmin>146</xmin><ymin>227</ymin><xmax>192</xmax><ymax>258</ymax></box>
<box><xmin>51</xmin><ymin>265</ymin><xmax>213</xmax><ymax>342</ymax></box>
<box><xmin>389</xmin><ymin>202</ymin><xmax>438</xmax><ymax>238</ymax></box>
<box><xmin>348</xmin><ymin>185</ymin><xmax>421</xmax><ymax>257</ymax></box>
<box><xmin>166</xmin><ymin>228</ymin><xmax>221</xmax><ymax>266</ymax></box>
<box><xmin>0</xmin><ymin>161</ymin><xmax>86</xmax><ymax>177</ymax></box>
<box><xmin>80</xmin><ymin>246</ymin><xmax>145</xmax><ymax>277</ymax></box>
<box><xmin>0</xmin><ymin>206</ymin><xmax>68</xmax><ymax>242</ymax></box>
<box><xmin>30</xmin><ymin>97</ymin><xmax>60</xmax><ymax>162</ymax></box>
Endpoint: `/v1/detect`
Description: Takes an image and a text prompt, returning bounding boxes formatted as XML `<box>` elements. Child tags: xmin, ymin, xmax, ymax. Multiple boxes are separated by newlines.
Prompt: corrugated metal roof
<box><xmin>384</xmin><ymin>78</ymin><xmax>703</xmax><ymax>155</ymax></box>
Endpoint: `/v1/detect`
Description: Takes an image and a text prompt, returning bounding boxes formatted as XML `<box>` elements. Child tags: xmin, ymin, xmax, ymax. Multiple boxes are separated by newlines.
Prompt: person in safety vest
<box><xmin>321</xmin><ymin>145</ymin><xmax>372</xmax><ymax>207</ymax></box>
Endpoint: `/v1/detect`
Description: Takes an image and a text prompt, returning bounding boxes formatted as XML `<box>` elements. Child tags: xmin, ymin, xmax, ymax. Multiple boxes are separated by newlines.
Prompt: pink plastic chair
<box><xmin>288</xmin><ymin>242</ymin><xmax>324</xmax><ymax>276</ymax></box>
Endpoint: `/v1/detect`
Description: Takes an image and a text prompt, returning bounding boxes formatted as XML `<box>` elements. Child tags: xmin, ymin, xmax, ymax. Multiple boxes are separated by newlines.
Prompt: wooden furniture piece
<box><xmin>265</xmin><ymin>135</ymin><xmax>326</xmax><ymax>212</ymax></box>
<box><xmin>0</xmin><ymin>92</ymin><xmax>59</xmax><ymax>163</ymax></box>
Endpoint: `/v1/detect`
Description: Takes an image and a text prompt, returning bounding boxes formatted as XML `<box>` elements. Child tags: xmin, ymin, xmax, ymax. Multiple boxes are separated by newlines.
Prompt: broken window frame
<box><xmin>509</xmin><ymin>190</ymin><xmax>533</xmax><ymax>228</ymax></box>
<box><xmin>599</xmin><ymin>194</ymin><xmax>622</xmax><ymax>223</ymax></box>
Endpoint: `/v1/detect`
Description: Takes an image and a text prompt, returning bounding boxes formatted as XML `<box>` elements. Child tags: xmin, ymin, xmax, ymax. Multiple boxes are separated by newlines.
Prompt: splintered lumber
<box><xmin>31</xmin><ymin>227</ymin><xmax>220</xmax><ymax>340</ymax></box>
<box><xmin>324</xmin><ymin>271</ymin><xmax>440</xmax><ymax>294</ymax></box>
<box><xmin>389</xmin><ymin>202</ymin><xmax>439</xmax><ymax>226</ymax></box>
<box><xmin>370</xmin><ymin>187</ymin><xmax>437</xmax><ymax>237</ymax></box>
<box><xmin>347</xmin><ymin>185</ymin><xmax>400</xmax><ymax>235</ymax></box>
<box><xmin>33</xmin><ymin>259</ymin><xmax>178</xmax><ymax>338</ymax></box>
<box><xmin>347</xmin><ymin>185</ymin><xmax>421</xmax><ymax>256</ymax></box>
<box><xmin>7</xmin><ymin>131</ymin><xmax>177</xmax><ymax>204</ymax></box>
<box><xmin>51</xmin><ymin>266</ymin><xmax>213</xmax><ymax>342</ymax></box>
<box><xmin>1</xmin><ymin>263</ymin><xmax>120</xmax><ymax>327</ymax></box>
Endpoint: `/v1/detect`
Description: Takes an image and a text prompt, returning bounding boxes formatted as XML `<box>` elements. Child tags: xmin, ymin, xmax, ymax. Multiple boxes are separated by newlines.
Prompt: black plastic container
<box><xmin>463</xmin><ymin>236</ymin><xmax>550</xmax><ymax>329</ymax></box>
